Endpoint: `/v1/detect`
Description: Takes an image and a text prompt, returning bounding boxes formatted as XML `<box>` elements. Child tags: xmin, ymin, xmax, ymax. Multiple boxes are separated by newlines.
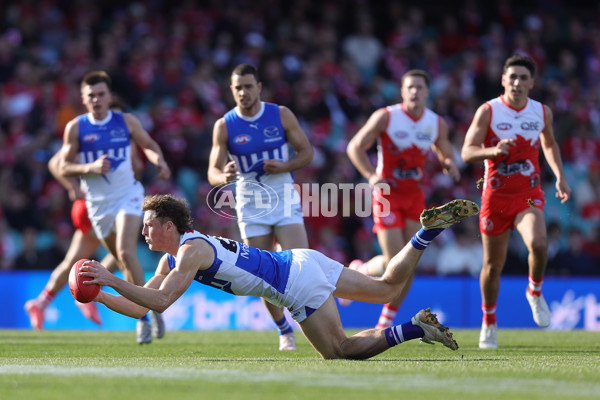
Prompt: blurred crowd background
<box><xmin>0</xmin><ymin>0</ymin><xmax>598</xmax><ymax>276</ymax></box>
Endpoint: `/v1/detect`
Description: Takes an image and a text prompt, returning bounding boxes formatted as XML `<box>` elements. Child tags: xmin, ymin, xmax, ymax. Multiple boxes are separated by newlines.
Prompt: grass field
<box><xmin>1</xmin><ymin>329</ymin><xmax>599</xmax><ymax>400</ymax></box>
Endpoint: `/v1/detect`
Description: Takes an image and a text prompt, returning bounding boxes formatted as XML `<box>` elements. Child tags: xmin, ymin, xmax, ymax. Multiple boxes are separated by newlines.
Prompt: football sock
<box><xmin>274</xmin><ymin>316</ymin><xmax>293</xmax><ymax>335</ymax></box>
<box><xmin>482</xmin><ymin>302</ymin><xmax>497</xmax><ymax>326</ymax></box>
<box><xmin>140</xmin><ymin>314</ymin><xmax>149</xmax><ymax>322</ymax></box>
<box><xmin>36</xmin><ymin>288</ymin><xmax>56</xmax><ymax>310</ymax></box>
<box><xmin>385</xmin><ymin>321</ymin><xmax>425</xmax><ymax>347</ymax></box>
<box><xmin>376</xmin><ymin>304</ymin><xmax>398</xmax><ymax>329</ymax></box>
<box><xmin>527</xmin><ymin>275</ymin><xmax>543</xmax><ymax>296</ymax></box>
<box><xmin>410</xmin><ymin>228</ymin><xmax>443</xmax><ymax>250</ymax></box>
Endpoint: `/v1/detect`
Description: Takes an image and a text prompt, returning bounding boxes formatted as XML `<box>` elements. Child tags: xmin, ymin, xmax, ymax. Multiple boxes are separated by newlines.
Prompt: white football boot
<box><xmin>479</xmin><ymin>323</ymin><xmax>498</xmax><ymax>349</ymax></box>
<box><xmin>526</xmin><ymin>290</ymin><xmax>551</xmax><ymax>328</ymax></box>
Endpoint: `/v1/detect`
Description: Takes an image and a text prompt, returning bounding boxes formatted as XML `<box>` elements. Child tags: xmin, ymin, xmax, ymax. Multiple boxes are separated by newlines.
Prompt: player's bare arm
<box><xmin>48</xmin><ymin>149</ymin><xmax>84</xmax><ymax>201</ymax></box>
<box><xmin>58</xmin><ymin>119</ymin><xmax>111</xmax><ymax>177</ymax></box>
<box><xmin>347</xmin><ymin>108</ymin><xmax>388</xmax><ymax>186</ymax></box>
<box><xmin>125</xmin><ymin>113</ymin><xmax>171</xmax><ymax>180</ymax></box>
<box><xmin>87</xmin><ymin>255</ymin><xmax>171</xmax><ymax>319</ymax></box>
<box><xmin>207</xmin><ymin>118</ymin><xmax>239</xmax><ymax>185</ymax></box>
<box><xmin>83</xmin><ymin>240</ymin><xmax>210</xmax><ymax>315</ymax></box>
<box><xmin>461</xmin><ymin>104</ymin><xmax>515</xmax><ymax>163</ymax></box>
<box><xmin>539</xmin><ymin>105</ymin><xmax>571</xmax><ymax>203</ymax></box>
<box><xmin>431</xmin><ymin>117</ymin><xmax>460</xmax><ymax>181</ymax></box>
<box><xmin>130</xmin><ymin>143</ymin><xmax>144</xmax><ymax>180</ymax></box>
<box><xmin>262</xmin><ymin>106</ymin><xmax>313</xmax><ymax>174</ymax></box>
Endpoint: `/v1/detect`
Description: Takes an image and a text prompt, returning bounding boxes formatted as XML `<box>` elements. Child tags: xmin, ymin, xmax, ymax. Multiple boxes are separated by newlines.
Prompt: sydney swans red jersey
<box><xmin>482</xmin><ymin>95</ymin><xmax>545</xmax><ymax>197</ymax></box>
<box><xmin>376</xmin><ymin>104</ymin><xmax>440</xmax><ymax>197</ymax></box>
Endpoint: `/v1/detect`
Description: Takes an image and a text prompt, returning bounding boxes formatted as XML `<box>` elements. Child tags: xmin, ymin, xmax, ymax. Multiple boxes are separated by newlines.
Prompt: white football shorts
<box><xmin>86</xmin><ymin>183</ymin><xmax>144</xmax><ymax>239</ymax></box>
<box><xmin>282</xmin><ymin>249</ymin><xmax>344</xmax><ymax>323</ymax></box>
<box><xmin>236</xmin><ymin>182</ymin><xmax>304</xmax><ymax>239</ymax></box>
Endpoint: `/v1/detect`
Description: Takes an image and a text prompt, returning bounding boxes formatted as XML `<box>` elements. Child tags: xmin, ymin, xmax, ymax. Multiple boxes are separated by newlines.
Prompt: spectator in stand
<box><xmin>436</xmin><ymin>220</ymin><xmax>483</xmax><ymax>276</ymax></box>
<box><xmin>583</xmin><ymin>225</ymin><xmax>600</xmax><ymax>265</ymax></box>
<box><xmin>556</xmin><ymin>227</ymin><xmax>598</xmax><ymax>276</ymax></box>
<box><xmin>572</xmin><ymin>162</ymin><xmax>600</xmax><ymax>222</ymax></box>
<box><xmin>342</xmin><ymin>13</ymin><xmax>383</xmax><ymax>85</ymax></box>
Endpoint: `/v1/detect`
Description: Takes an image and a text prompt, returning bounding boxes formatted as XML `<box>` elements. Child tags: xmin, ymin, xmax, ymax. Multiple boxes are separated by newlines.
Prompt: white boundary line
<box><xmin>1</xmin><ymin>364</ymin><xmax>599</xmax><ymax>397</ymax></box>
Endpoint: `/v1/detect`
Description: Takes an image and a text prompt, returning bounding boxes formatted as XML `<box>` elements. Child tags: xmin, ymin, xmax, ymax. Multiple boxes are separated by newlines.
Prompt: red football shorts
<box><xmin>372</xmin><ymin>189</ymin><xmax>425</xmax><ymax>233</ymax></box>
<box><xmin>479</xmin><ymin>190</ymin><xmax>545</xmax><ymax>236</ymax></box>
<box><xmin>71</xmin><ymin>198</ymin><xmax>92</xmax><ymax>234</ymax></box>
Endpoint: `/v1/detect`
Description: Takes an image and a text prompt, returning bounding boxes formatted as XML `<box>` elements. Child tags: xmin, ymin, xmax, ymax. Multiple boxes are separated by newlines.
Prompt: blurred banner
<box><xmin>2</xmin><ymin>272</ymin><xmax>599</xmax><ymax>331</ymax></box>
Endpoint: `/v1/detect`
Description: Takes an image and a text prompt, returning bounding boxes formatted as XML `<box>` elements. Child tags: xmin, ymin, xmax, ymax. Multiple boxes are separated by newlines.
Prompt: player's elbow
<box><xmin>153</xmin><ymin>292</ymin><xmax>177</xmax><ymax>313</ymax></box>
<box><xmin>301</xmin><ymin>145</ymin><xmax>314</xmax><ymax>166</ymax></box>
<box><xmin>346</xmin><ymin>141</ymin><xmax>356</xmax><ymax>156</ymax></box>
<box><xmin>206</xmin><ymin>169</ymin><xmax>221</xmax><ymax>186</ymax></box>
<box><xmin>460</xmin><ymin>148</ymin><xmax>475</xmax><ymax>163</ymax></box>
<box><xmin>57</xmin><ymin>162</ymin><xmax>69</xmax><ymax>177</ymax></box>
<box><xmin>59</xmin><ymin>162</ymin><xmax>83</xmax><ymax>177</ymax></box>
<box><xmin>154</xmin><ymin>304</ymin><xmax>169</xmax><ymax>314</ymax></box>
<box><xmin>346</xmin><ymin>142</ymin><xmax>360</xmax><ymax>163</ymax></box>
<box><xmin>153</xmin><ymin>297</ymin><xmax>171</xmax><ymax>314</ymax></box>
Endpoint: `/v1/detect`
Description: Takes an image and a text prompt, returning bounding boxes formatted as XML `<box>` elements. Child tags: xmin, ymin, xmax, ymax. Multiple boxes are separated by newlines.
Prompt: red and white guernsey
<box><xmin>482</xmin><ymin>95</ymin><xmax>545</xmax><ymax>198</ymax></box>
<box><xmin>376</xmin><ymin>104</ymin><xmax>440</xmax><ymax>199</ymax></box>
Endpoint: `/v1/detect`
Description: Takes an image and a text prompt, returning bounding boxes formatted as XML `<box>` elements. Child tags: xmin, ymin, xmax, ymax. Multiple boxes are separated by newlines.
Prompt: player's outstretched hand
<box><xmin>69</xmin><ymin>259</ymin><xmax>100</xmax><ymax>303</ymax></box>
<box><xmin>79</xmin><ymin>259</ymin><xmax>115</xmax><ymax>288</ymax></box>
<box><xmin>156</xmin><ymin>160</ymin><xmax>172</xmax><ymax>180</ymax></box>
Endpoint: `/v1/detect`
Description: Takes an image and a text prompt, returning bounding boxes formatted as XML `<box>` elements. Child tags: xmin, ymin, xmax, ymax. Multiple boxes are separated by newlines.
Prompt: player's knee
<box><xmin>115</xmin><ymin>248</ymin><xmax>137</xmax><ymax>266</ymax></box>
<box><xmin>323</xmin><ymin>338</ymin><xmax>371</xmax><ymax>360</ymax></box>
<box><xmin>529</xmin><ymin>237</ymin><xmax>547</xmax><ymax>255</ymax></box>
<box><xmin>319</xmin><ymin>344</ymin><xmax>345</xmax><ymax>360</ymax></box>
<box><xmin>321</xmin><ymin>352</ymin><xmax>343</xmax><ymax>360</ymax></box>
<box><xmin>482</xmin><ymin>261</ymin><xmax>503</xmax><ymax>279</ymax></box>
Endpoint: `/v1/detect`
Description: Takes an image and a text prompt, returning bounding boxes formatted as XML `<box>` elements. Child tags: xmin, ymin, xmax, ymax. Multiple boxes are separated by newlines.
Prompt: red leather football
<box><xmin>68</xmin><ymin>259</ymin><xmax>100</xmax><ymax>303</ymax></box>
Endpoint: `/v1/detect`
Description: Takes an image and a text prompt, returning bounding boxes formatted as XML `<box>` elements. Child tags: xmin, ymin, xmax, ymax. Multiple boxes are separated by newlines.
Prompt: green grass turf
<box><xmin>1</xmin><ymin>329</ymin><xmax>599</xmax><ymax>400</ymax></box>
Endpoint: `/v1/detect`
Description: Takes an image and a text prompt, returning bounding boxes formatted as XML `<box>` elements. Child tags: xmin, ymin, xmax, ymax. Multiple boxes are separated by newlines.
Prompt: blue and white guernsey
<box><xmin>167</xmin><ymin>231</ymin><xmax>293</xmax><ymax>306</ymax></box>
<box><xmin>224</xmin><ymin>102</ymin><xmax>293</xmax><ymax>191</ymax></box>
<box><xmin>77</xmin><ymin>111</ymin><xmax>139</xmax><ymax>202</ymax></box>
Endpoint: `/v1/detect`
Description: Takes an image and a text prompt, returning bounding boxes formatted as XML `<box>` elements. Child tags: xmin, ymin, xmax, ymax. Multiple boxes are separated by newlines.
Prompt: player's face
<box><xmin>230</xmin><ymin>73</ymin><xmax>262</xmax><ymax>114</ymax></box>
<box><xmin>142</xmin><ymin>211</ymin><xmax>169</xmax><ymax>252</ymax></box>
<box><xmin>401</xmin><ymin>76</ymin><xmax>428</xmax><ymax>109</ymax></box>
<box><xmin>501</xmin><ymin>66</ymin><xmax>534</xmax><ymax>103</ymax></box>
<box><xmin>81</xmin><ymin>82</ymin><xmax>112</xmax><ymax>119</ymax></box>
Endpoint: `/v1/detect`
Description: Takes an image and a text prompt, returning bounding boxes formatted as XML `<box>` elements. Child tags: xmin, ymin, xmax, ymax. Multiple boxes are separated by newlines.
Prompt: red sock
<box><xmin>527</xmin><ymin>275</ymin><xmax>543</xmax><ymax>296</ymax></box>
<box><xmin>482</xmin><ymin>302</ymin><xmax>497</xmax><ymax>326</ymax></box>
<box><xmin>376</xmin><ymin>304</ymin><xmax>399</xmax><ymax>329</ymax></box>
<box><xmin>36</xmin><ymin>288</ymin><xmax>56</xmax><ymax>309</ymax></box>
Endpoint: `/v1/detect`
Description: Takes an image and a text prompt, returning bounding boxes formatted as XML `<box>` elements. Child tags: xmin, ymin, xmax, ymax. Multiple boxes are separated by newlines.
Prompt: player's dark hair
<box><xmin>142</xmin><ymin>194</ymin><xmax>194</xmax><ymax>234</ymax></box>
<box><xmin>503</xmin><ymin>54</ymin><xmax>536</xmax><ymax>77</ymax></box>
<box><xmin>401</xmin><ymin>69</ymin><xmax>430</xmax><ymax>87</ymax></box>
<box><xmin>81</xmin><ymin>70</ymin><xmax>112</xmax><ymax>90</ymax></box>
<box><xmin>231</xmin><ymin>63</ymin><xmax>260</xmax><ymax>83</ymax></box>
